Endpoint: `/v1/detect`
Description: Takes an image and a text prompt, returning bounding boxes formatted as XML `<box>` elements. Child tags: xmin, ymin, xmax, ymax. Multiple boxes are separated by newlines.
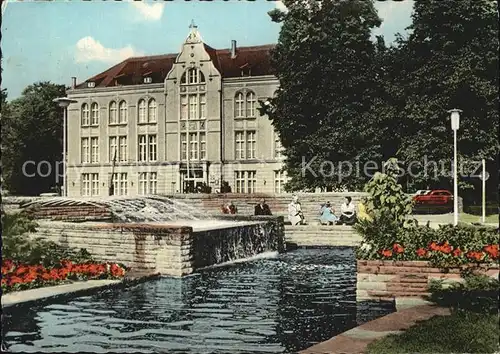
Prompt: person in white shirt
<box><xmin>339</xmin><ymin>196</ymin><xmax>357</xmax><ymax>225</ymax></box>
<box><xmin>288</xmin><ymin>195</ymin><xmax>305</xmax><ymax>225</ymax></box>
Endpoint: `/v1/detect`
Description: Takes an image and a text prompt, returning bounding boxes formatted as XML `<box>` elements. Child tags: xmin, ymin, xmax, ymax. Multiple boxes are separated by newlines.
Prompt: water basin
<box><xmin>3</xmin><ymin>248</ymin><xmax>394</xmax><ymax>353</ymax></box>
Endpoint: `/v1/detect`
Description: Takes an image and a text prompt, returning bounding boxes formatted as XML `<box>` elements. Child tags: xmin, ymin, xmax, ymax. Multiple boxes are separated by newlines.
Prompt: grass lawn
<box><xmin>460</xmin><ymin>212</ymin><xmax>498</xmax><ymax>225</ymax></box>
<box><xmin>366</xmin><ymin>311</ymin><xmax>500</xmax><ymax>354</ymax></box>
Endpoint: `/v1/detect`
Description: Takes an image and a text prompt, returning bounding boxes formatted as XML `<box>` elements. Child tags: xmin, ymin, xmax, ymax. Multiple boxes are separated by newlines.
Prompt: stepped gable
<box><xmin>75</xmin><ymin>43</ymin><xmax>276</xmax><ymax>89</ymax></box>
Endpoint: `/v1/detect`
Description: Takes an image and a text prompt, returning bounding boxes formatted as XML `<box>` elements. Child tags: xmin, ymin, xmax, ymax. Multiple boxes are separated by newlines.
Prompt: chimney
<box><xmin>71</xmin><ymin>77</ymin><xmax>76</xmax><ymax>89</ymax></box>
<box><xmin>230</xmin><ymin>40</ymin><xmax>237</xmax><ymax>59</ymax></box>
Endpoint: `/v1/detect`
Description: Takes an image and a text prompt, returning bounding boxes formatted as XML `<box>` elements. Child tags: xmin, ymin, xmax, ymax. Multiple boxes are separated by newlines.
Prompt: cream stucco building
<box><xmin>66</xmin><ymin>24</ymin><xmax>287</xmax><ymax>197</ymax></box>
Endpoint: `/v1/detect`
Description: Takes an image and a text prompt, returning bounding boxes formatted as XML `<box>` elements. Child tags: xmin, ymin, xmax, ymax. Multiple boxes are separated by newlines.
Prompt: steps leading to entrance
<box><xmin>284</xmin><ymin>225</ymin><xmax>362</xmax><ymax>247</ymax></box>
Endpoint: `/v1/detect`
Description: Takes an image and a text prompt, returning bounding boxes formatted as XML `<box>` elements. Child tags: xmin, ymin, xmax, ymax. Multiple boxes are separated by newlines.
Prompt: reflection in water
<box><xmin>4</xmin><ymin>248</ymin><xmax>394</xmax><ymax>353</ymax></box>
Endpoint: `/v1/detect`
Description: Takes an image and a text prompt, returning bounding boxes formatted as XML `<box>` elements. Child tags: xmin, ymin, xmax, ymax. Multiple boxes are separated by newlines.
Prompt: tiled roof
<box><xmin>75</xmin><ymin>43</ymin><xmax>276</xmax><ymax>89</ymax></box>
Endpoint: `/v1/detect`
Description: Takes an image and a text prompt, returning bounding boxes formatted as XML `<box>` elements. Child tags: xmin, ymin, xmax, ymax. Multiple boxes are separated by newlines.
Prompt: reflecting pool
<box><xmin>3</xmin><ymin>248</ymin><xmax>393</xmax><ymax>353</ymax></box>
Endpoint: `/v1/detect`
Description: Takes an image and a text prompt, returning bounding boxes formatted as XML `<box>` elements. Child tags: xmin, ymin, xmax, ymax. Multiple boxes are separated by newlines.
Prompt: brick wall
<box><xmin>28</xmin><ymin>216</ymin><xmax>284</xmax><ymax>276</ymax></box>
<box><xmin>356</xmin><ymin>260</ymin><xmax>499</xmax><ymax>301</ymax></box>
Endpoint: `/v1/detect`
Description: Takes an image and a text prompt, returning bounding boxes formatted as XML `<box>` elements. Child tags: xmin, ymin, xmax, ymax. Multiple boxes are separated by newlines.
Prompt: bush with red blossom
<box><xmin>1</xmin><ymin>259</ymin><xmax>127</xmax><ymax>294</ymax></box>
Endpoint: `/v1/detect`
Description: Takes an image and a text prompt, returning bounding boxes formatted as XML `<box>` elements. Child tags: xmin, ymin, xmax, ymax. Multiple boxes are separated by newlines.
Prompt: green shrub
<box><xmin>428</xmin><ymin>275</ymin><xmax>499</xmax><ymax>314</ymax></box>
<box><xmin>2</xmin><ymin>212</ymin><xmax>94</xmax><ymax>266</ymax></box>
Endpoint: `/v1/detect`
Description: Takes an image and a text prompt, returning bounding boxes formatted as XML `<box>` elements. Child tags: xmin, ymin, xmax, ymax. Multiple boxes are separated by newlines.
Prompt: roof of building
<box><xmin>75</xmin><ymin>43</ymin><xmax>276</xmax><ymax>89</ymax></box>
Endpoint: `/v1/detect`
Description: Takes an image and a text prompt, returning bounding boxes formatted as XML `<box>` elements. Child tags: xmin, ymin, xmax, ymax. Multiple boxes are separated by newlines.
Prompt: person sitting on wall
<box><xmin>221</xmin><ymin>203</ymin><xmax>229</xmax><ymax>214</ymax></box>
<box><xmin>255</xmin><ymin>198</ymin><xmax>272</xmax><ymax>216</ymax></box>
<box><xmin>319</xmin><ymin>201</ymin><xmax>338</xmax><ymax>225</ymax></box>
<box><xmin>288</xmin><ymin>195</ymin><xmax>305</xmax><ymax>225</ymax></box>
<box><xmin>337</xmin><ymin>196</ymin><xmax>357</xmax><ymax>225</ymax></box>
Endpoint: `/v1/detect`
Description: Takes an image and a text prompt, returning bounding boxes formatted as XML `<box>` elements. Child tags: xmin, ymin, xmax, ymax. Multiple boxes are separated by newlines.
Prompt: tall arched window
<box><xmin>181</xmin><ymin>68</ymin><xmax>206</xmax><ymax>85</ymax></box>
<box><xmin>91</xmin><ymin>102</ymin><xmax>99</xmax><ymax>125</ymax></box>
<box><xmin>235</xmin><ymin>92</ymin><xmax>244</xmax><ymax>118</ymax></box>
<box><xmin>109</xmin><ymin>101</ymin><xmax>117</xmax><ymax>125</ymax></box>
<box><xmin>148</xmin><ymin>99</ymin><xmax>157</xmax><ymax>122</ymax></box>
<box><xmin>119</xmin><ymin>101</ymin><xmax>128</xmax><ymax>124</ymax></box>
<box><xmin>138</xmin><ymin>99</ymin><xmax>147</xmax><ymax>123</ymax></box>
<box><xmin>246</xmin><ymin>91</ymin><xmax>256</xmax><ymax>117</ymax></box>
<box><xmin>81</xmin><ymin>103</ymin><xmax>90</xmax><ymax>126</ymax></box>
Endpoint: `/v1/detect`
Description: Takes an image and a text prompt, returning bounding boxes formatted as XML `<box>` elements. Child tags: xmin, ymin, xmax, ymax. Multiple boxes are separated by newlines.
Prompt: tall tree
<box><xmin>263</xmin><ymin>0</ymin><xmax>384</xmax><ymax>191</ymax></box>
<box><xmin>2</xmin><ymin>82</ymin><xmax>66</xmax><ymax>196</ymax></box>
<box><xmin>391</xmin><ymin>0</ymin><xmax>499</xmax><ymax>199</ymax></box>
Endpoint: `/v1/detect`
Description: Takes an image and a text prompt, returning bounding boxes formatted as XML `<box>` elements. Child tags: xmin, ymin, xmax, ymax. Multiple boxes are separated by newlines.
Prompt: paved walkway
<box><xmin>300</xmin><ymin>304</ymin><xmax>451</xmax><ymax>354</ymax></box>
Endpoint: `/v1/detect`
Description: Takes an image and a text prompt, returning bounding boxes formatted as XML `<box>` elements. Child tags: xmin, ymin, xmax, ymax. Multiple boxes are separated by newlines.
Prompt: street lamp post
<box><xmin>53</xmin><ymin>97</ymin><xmax>78</xmax><ymax>197</ymax></box>
<box><xmin>448</xmin><ymin>108</ymin><xmax>462</xmax><ymax>226</ymax></box>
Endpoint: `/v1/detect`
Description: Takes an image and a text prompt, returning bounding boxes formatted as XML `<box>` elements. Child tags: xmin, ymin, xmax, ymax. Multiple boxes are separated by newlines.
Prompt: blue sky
<box><xmin>1</xmin><ymin>0</ymin><xmax>414</xmax><ymax>100</ymax></box>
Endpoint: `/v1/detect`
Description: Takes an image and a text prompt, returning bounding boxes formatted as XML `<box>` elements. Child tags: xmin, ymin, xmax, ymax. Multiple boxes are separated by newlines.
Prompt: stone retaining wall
<box><xmin>356</xmin><ymin>260</ymin><xmax>499</xmax><ymax>301</ymax></box>
<box><xmin>28</xmin><ymin>216</ymin><xmax>284</xmax><ymax>277</ymax></box>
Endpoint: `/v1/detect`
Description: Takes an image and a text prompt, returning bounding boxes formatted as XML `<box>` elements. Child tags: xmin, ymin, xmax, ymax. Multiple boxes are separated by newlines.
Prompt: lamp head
<box><xmin>53</xmin><ymin>97</ymin><xmax>78</xmax><ymax>108</ymax></box>
<box><xmin>448</xmin><ymin>109</ymin><xmax>462</xmax><ymax>131</ymax></box>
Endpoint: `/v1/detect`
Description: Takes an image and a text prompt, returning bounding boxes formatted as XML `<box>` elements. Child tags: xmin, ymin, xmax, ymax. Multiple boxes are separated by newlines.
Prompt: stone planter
<box><xmin>356</xmin><ymin>260</ymin><xmax>499</xmax><ymax>301</ymax></box>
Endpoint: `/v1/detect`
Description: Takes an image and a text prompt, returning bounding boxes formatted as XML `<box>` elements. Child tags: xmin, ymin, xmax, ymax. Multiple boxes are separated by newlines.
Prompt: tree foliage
<box><xmin>263</xmin><ymin>0</ymin><xmax>385</xmax><ymax>191</ymax></box>
<box><xmin>262</xmin><ymin>0</ymin><xmax>498</xmax><ymax>199</ymax></box>
<box><xmin>393</xmin><ymin>0</ymin><xmax>498</xmax><ymax>190</ymax></box>
<box><xmin>1</xmin><ymin>82</ymin><xmax>66</xmax><ymax>195</ymax></box>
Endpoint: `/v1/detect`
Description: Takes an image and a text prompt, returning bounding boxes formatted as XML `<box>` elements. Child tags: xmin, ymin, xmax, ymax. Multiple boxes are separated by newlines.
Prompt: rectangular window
<box><xmin>235</xmin><ymin>132</ymin><xmax>244</xmax><ymax>159</ymax></box>
<box><xmin>246</xmin><ymin>131</ymin><xmax>256</xmax><ymax>159</ymax></box>
<box><xmin>180</xmin><ymin>133</ymin><xmax>187</xmax><ymax>160</ymax></box>
<box><xmin>188</xmin><ymin>94</ymin><xmax>198</xmax><ymax>120</ymax></box>
<box><xmin>138</xmin><ymin>172</ymin><xmax>157</xmax><ymax>195</ymax></box>
<box><xmin>81</xmin><ymin>174</ymin><xmax>90</xmax><ymax>196</ymax></box>
<box><xmin>148</xmin><ymin>135</ymin><xmax>157</xmax><ymax>162</ymax></box>
<box><xmin>200</xmin><ymin>132</ymin><xmax>206</xmax><ymax>160</ymax></box>
<box><xmin>274</xmin><ymin>170</ymin><xmax>287</xmax><ymax>194</ymax></box>
<box><xmin>274</xmin><ymin>131</ymin><xmax>284</xmax><ymax>159</ymax></box>
<box><xmin>189</xmin><ymin>132</ymin><xmax>198</xmax><ymax>160</ymax></box>
<box><xmin>109</xmin><ymin>136</ymin><xmax>117</xmax><ymax>162</ymax></box>
<box><xmin>235</xmin><ymin>171</ymin><xmax>256</xmax><ymax>194</ymax></box>
<box><xmin>138</xmin><ymin>135</ymin><xmax>147</xmax><ymax>162</ymax></box>
<box><xmin>149</xmin><ymin>172</ymin><xmax>157</xmax><ymax>194</ymax></box>
<box><xmin>91</xmin><ymin>173</ymin><xmax>99</xmax><ymax>196</ymax></box>
<box><xmin>90</xmin><ymin>137</ymin><xmax>99</xmax><ymax>163</ymax></box>
<box><xmin>199</xmin><ymin>93</ymin><xmax>206</xmax><ymax>119</ymax></box>
<box><xmin>139</xmin><ymin>172</ymin><xmax>147</xmax><ymax>195</ymax></box>
<box><xmin>81</xmin><ymin>138</ymin><xmax>90</xmax><ymax>163</ymax></box>
<box><xmin>180</xmin><ymin>95</ymin><xmax>188</xmax><ymax>120</ymax></box>
<box><xmin>235</xmin><ymin>131</ymin><xmax>256</xmax><ymax>160</ymax></box>
<box><xmin>112</xmin><ymin>173</ymin><xmax>128</xmax><ymax>196</ymax></box>
<box><xmin>119</xmin><ymin>136</ymin><xmax>127</xmax><ymax>162</ymax></box>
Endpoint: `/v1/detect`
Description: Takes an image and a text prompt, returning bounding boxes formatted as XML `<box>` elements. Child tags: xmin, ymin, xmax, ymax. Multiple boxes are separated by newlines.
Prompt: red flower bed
<box><xmin>1</xmin><ymin>259</ymin><xmax>127</xmax><ymax>294</ymax></box>
<box><xmin>376</xmin><ymin>241</ymin><xmax>499</xmax><ymax>267</ymax></box>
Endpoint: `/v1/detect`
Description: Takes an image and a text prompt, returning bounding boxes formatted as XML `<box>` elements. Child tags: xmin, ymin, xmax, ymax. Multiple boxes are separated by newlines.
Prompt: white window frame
<box><xmin>81</xmin><ymin>103</ymin><xmax>90</xmax><ymax>126</ymax></box>
<box><xmin>235</xmin><ymin>92</ymin><xmax>244</xmax><ymax>118</ymax></box>
<box><xmin>246</xmin><ymin>92</ymin><xmax>256</xmax><ymax>117</ymax></box>
<box><xmin>81</xmin><ymin>137</ymin><xmax>90</xmax><ymax>163</ymax></box>
<box><xmin>90</xmin><ymin>137</ymin><xmax>99</xmax><ymax>163</ymax></box>
<box><xmin>235</xmin><ymin>171</ymin><xmax>256</xmax><ymax>194</ymax></box>
<box><xmin>138</xmin><ymin>99</ymin><xmax>147</xmax><ymax>123</ymax></box>
<box><xmin>109</xmin><ymin>101</ymin><xmax>117</xmax><ymax>125</ymax></box>
<box><xmin>274</xmin><ymin>170</ymin><xmax>287</xmax><ymax>194</ymax></box>
<box><xmin>118</xmin><ymin>100</ymin><xmax>128</xmax><ymax>124</ymax></box>
<box><xmin>90</xmin><ymin>102</ymin><xmax>99</xmax><ymax>125</ymax></box>
<box><xmin>148</xmin><ymin>99</ymin><xmax>157</xmax><ymax>123</ymax></box>
<box><xmin>119</xmin><ymin>136</ymin><xmax>127</xmax><ymax>162</ymax></box>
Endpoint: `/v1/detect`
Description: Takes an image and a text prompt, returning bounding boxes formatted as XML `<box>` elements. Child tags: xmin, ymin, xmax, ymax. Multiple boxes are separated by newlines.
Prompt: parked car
<box><xmin>413</xmin><ymin>190</ymin><xmax>453</xmax><ymax>206</ymax></box>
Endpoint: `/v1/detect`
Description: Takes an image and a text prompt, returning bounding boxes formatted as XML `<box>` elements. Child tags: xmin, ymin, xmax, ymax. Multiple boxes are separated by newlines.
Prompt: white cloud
<box><xmin>276</xmin><ymin>1</ymin><xmax>288</xmax><ymax>12</ymax></box>
<box><xmin>74</xmin><ymin>36</ymin><xmax>144</xmax><ymax>64</ymax></box>
<box><xmin>130</xmin><ymin>1</ymin><xmax>165</xmax><ymax>22</ymax></box>
<box><xmin>373</xmin><ymin>0</ymin><xmax>414</xmax><ymax>42</ymax></box>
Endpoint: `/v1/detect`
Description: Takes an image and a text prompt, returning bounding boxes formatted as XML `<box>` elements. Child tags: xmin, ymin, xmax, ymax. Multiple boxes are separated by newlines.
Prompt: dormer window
<box><xmin>144</xmin><ymin>77</ymin><xmax>152</xmax><ymax>84</ymax></box>
<box><xmin>181</xmin><ymin>68</ymin><xmax>205</xmax><ymax>85</ymax></box>
<box><xmin>87</xmin><ymin>81</ymin><xmax>95</xmax><ymax>88</ymax></box>
<box><xmin>240</xmin><ymin>63</ymin><xmax>251</xmax><ymax>77</ymax></box>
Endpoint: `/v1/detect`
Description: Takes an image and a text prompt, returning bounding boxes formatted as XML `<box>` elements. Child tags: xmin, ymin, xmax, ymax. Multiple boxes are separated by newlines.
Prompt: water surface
<box><xmin>3</xmin><ymin>248</ymin><xmax>393</xmax><ymax>353</ymax></box>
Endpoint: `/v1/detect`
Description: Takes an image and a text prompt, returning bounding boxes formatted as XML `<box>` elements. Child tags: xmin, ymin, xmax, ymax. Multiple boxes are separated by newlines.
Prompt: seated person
<box><xmin>221</xmin><ymin>202</ymin><xmax>237</xmax><ymax>214</ymax></box>
<box><xmin>338</xmin><ymin>196</ymin><xmax>357</xmax><ymax>225</ymax></box>
<box><xmin>319</xmin><ymin>202</ymin><xmax>338</xmax><ymax>225</ymax></box>
<box><xmin>255</xmin><ymin>198</ymin><xmax>272</xmax><ymax>216</ymax></box>
<box><xmin>288</xmin><ymin>195</ymin><xmax>305</xmax><ymax>225</ymax></box>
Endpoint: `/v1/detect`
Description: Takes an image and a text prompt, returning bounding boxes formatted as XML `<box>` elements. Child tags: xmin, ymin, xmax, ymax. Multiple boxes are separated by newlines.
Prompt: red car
<box><xmin>413</xmin><ymin>190</ymin><xmax>453</xmax><ymax>205</ymax></box>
